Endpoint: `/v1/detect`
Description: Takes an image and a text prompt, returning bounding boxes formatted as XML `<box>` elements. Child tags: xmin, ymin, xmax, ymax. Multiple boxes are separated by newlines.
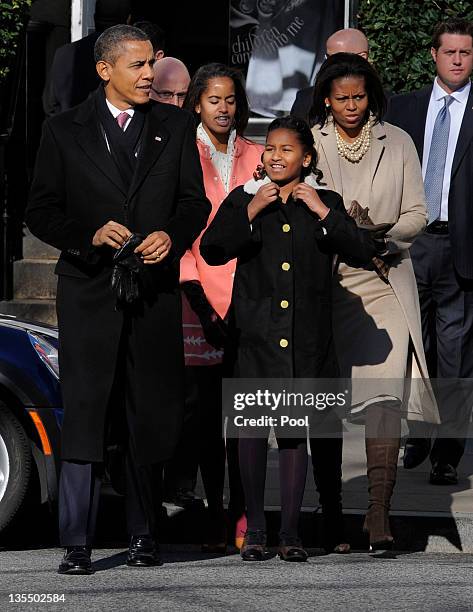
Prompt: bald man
<box><xmin>150</xmin><ymin>57</ymin><xmax>191</xmax><ymax>108</ymax></box>
<box><xmin>326</xmin><ymin>27</ymin><xmax>369</xmax><ymax>59</ymax></box>
<box><xmin>291</xmin><ymin>28</ymin><xmax>369</xmax><ymax>122</ymax></box>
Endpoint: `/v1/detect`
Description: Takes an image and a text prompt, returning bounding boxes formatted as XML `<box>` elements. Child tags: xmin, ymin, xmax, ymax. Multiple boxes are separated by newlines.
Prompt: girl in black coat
<box><xmin>201</xmin><ymin>116</ymin><xmax>379</xmax><ymax>561</ymax></box>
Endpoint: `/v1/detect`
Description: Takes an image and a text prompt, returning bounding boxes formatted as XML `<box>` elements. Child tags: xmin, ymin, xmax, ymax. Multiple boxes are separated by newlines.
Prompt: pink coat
<box><xmin>180</xmin><ymin>136</ymin><xmax>264</xmax><ymax>319</ymax></box>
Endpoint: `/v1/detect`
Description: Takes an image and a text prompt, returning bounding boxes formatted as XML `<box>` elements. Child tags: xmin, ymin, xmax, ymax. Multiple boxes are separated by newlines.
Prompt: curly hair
<box><xmin>261</xmin><ymin>115</ymin><xmax>324</xmax><ymax>184</ymax></box>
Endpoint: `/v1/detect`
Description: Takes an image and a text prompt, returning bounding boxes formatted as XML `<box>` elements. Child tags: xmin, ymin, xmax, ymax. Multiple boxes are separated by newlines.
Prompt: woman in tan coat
<box><xmin>310</xmin><ymin>53</ymin><xmax>438</xmax><ymax>552</ymax></box>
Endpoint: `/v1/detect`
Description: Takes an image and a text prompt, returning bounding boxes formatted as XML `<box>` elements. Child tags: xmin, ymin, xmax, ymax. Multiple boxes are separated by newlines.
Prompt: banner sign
<box><xmin>229</xmin><ymin>0</ymin><xmax>346</xmax><ymax>116</ymax></box>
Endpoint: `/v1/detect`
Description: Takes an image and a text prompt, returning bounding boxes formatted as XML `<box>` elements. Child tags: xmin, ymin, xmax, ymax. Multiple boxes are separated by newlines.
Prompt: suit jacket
<box><xmin>43</xmin><ymin>32</ymin><xmax>101</xmax><ymax>116</ymax></box>
<box><xmin>385</xmin><ymin>84</ymin><xmax>473</xmax><ymax>280</ymax></box>
<box><xmin>290</xmin><ymin>85</ymin><xmax>314</xmax><ymax>123</ymax></box>
<box><xmin>312</xmin><ymin>120</ymin><xmax>438</xmax><ymax>424</ymax></box>
<box><xmin>26</xmin><ymin>89</ymin><xmax>211</xmax><ymax>465</ymax></box>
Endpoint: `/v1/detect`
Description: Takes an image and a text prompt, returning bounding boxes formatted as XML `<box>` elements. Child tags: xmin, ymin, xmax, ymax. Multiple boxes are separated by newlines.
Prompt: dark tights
<box><xmin>239</xmin><ymin>435</ymin><xmax>307</xmax><ymax>538</ymax></box>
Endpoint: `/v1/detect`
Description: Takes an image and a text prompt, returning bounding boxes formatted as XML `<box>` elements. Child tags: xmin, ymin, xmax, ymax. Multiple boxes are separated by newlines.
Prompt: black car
<box><xmin>0</xmin><ymin>314</ymin><xmax>61</xmax><ymax>533</ymax></box>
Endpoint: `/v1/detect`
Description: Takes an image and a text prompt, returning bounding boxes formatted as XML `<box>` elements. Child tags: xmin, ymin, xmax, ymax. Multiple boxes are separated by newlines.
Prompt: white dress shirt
<box><xmin>196</xmin><ymin>123</ymin><xmax>236</xmax><ymax>194</ymax></box>
<box><xmin>422</xmin><ymin>78</ymin><xmax>470</xmax><ymax>221</ymax></box>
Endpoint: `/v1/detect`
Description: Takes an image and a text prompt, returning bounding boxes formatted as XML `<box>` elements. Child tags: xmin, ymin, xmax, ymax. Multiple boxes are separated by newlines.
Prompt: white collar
<box><xmin>432</xmin><ymin>78</ymin><xmax>471</xmax><ymax>104</ymax></box>
<box><xmin>197</xmin><ymin>123</ymin><xmax>236</xmax><ymax>155</ymax></box>
<box><xmin>105</xmin><ymin>98</ymin><xmax>135</xmax><ymax>118</ymax></box>
<box><xmin>243</xmin><ymin>173</ymin><xmax>324</xmax><ymax>195</ymax></box>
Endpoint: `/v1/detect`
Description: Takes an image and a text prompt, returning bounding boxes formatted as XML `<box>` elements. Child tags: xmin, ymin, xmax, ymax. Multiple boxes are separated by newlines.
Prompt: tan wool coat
<box><xmin>312</xmin><ymin>119</ymin><xmax>439</xmax><ymax>424</ymax></box>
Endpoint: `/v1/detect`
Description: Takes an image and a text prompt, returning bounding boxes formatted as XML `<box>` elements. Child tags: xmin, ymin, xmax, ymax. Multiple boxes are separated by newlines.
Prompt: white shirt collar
<box><xmin>105</xmin><ymin>98</ymin><xmax>135</xmax><ymax>119</ymax></box>
<box><xmin>432</xmin><ymin>77</ymin><xmax>471</xmax><ymax>104</ymax></box>
<box><xmin>197</xmin><ymin>123</ymin><xmax>236</xmax><ymax>155</ymax></box>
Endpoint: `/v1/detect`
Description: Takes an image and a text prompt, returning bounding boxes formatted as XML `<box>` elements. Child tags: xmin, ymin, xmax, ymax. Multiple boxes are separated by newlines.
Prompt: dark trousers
<box><xmin>58</xmin><ymin>314</ymin><xmax>165</xmax><ymax>547</ymax></box>
<box><xmin>58</xmin><ymin>450</ymin><xmax>163</xmax><ymax>547</ymax></box>
<box><xmin>411</xmin><ymin>232</ymin><xmax>473</xmax><ymax>467</ymax></box>
<box><xmin>194</xmin><ymin>364</ymin><xmax>244</xmax><ymax>518</ymax></box>
<box><xmin>163</xmin><ymin>367</ymin><xmax>200</xmax><ymax>496</ymax></box>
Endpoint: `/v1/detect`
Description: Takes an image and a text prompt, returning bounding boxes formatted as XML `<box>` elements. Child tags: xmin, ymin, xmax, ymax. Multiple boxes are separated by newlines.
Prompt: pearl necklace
<box><xmin>335</xmin><ymin>120</ymin><xmax>371</xmax><ymax>163</ymax></box>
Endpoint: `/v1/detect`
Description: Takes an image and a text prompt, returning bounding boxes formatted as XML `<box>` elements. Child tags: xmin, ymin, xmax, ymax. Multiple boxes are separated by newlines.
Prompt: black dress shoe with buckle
<box><xmin>58</xmin><ymin>546</ymin><xmax>93</xmax><ymax>575</ymax></box>
<box><xmin>430</xmin><ymin>462</ymin><xmax>458</xmax><ymax>485</ymax></box>
<box><xmin>278</xmin><ymin>536</ymin><xmax>308</xmax><ymax>562</ymax></box>
<box><xmin>126</xmin><ymin>536</ymin><xmax>162</xmax><ymax>567</ymax></box>
<box><xmin>240</xmin><ymin>529</ymin><xmax>268</xmax><ymax>561</ymax></box>
<box><xmin>403</xmin><ymin>438</ymin><xmax>431</xmax><ymax>469</ymax></box>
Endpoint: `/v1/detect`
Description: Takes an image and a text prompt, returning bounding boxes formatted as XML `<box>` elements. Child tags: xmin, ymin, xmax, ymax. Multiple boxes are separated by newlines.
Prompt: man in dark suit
<box><xmin>385</xmin><ymin>19</ymin><xmax>473</xmax><ymax>485</ymax></box>
<box><xmin>43</xmin><ymin>0</ymin><xmax>133</xmax><ymax>116</ymax></box>
<box><xmin>290</xmin><ymin>28</ymin><xmax>369</xmax><ymax>123</ymax></box>
<box><xmin>26</xmin><ymin>25</ymin><xmax>210</xmax><ymax>574</ymax></box>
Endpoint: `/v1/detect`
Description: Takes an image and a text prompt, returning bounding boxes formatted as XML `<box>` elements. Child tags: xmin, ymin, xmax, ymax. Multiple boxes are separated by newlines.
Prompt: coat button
<box><xmin>280</xmin><ymin>338</ymin><xmax>289</xmax><ymax>348</ymax></box>
<box><xmin>281</xmin><ymin>262</ymin><xmax>291</xmax><ymax>271</ymax></box>
<box><xmin>280</xmin><ymin>300</ymin><xmax>289</xmax><ymax>309</ymax></box>
<box><xmin>282</xmin><ymin>223</ymin><xmax>291</xmax><ymax>233</ymax></box>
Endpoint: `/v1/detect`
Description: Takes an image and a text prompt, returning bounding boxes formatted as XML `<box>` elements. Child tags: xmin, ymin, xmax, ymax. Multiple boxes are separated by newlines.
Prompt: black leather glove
<box><xmin>181</xmin><ymin>280</ymin><xmax>228</xmax><ymax>349</ymax></box>
<box><xmin>357</xmin><ymin>223</ymin><xmax>394</xmax><ymax>256</ymax></box>
<box><xmin>111</xmin><ymin>233</ymin><xmax>144</xmax><ymax>306</ymax></box>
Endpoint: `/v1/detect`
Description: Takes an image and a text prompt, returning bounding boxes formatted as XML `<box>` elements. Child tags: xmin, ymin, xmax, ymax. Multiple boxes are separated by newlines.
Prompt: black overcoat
<box><xmin>200</xmin><ymin>184</ymin><xmax>375</xmax><ymax>379</ymax></box>
<box><xmin>26</xmin><ymin>89</ymin><xmax>211</xmax><ymax>465</ymax></box>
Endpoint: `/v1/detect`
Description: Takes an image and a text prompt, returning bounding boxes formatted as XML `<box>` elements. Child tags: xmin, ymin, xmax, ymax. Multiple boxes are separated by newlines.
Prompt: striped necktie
<box><xmin>116</xmin><ymin>111</ymin><xmax>130</xmax><ymax>131</ymax></box>
<box><xmin>424</xmin><ymin>95</ymin><xmax>454</xmax><ymax>224</ymax></box>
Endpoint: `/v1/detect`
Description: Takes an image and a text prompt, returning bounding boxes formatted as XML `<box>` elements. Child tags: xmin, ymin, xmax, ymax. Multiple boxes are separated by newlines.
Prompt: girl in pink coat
<box><xmin>181</xmin><ymin>63</ymin><xmax>263</xmax><ymax>551</ymax></box>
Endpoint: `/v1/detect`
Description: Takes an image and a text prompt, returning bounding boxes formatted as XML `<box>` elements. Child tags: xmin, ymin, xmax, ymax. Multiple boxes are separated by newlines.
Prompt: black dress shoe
<box><xmin>278</xmin><ymin>536</ymin><xmax>308</xmax><ymax>562</ymax></box>
<box><xmin>126</xmin><ymin>536</ymin><xmax>162</xmax><ymax>567</ymax></box>
<box><xmin>403</xmin><ymin>438</ymin><xmax>431</xmax><ymax>469</ymax></box>
<box><xmin>164</xmin><ymin>488</ymin><xmax>205</xmax><ymax>510</ymax></box>
<box><xmin>429</xmin><ymin>462</ymin><xmax>458</xmax><ymax>485</ymax></box>
<box><xmin>58</xmin><ymin>546</ymin><xmax>93</xmax><ymax>575</ymax></box>
<box><xmin>240</xmin><ymin>530</ymin><xmax>269</xmax><ymax>561</ymax></box>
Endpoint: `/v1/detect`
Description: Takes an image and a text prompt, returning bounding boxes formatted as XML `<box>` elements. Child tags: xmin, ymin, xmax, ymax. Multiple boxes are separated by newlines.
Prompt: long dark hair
<box><xmin>309</xmin><ymin>52</ymin><xmax>386</xmax><ymax>128</ymax></box>
<box><xmin>183</xmin><ymin>63</ymin><xmax>250</xmax><ymax>136</ymax></box>
<box><xmin>262</xmin><ymin>116</ymin><xmax>323</xmax><ymax>184</ymax></box>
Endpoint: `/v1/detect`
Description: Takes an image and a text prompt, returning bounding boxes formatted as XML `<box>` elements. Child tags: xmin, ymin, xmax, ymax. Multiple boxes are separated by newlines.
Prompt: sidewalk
<box><xmin>215</xmin><ymin>424</ymin><xmax>473</xmax><ymax>553</ymax></box>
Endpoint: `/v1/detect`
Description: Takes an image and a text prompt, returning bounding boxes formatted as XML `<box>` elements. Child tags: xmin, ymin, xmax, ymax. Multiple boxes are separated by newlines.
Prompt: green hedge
<box><xmin>0</xmin><ymin>0</ymin><xmax>31</xmax><ymax>82</ymax></box>
<box><xmin>358</xmin><ymin>0</ymin><xmax>473</xmax><ymax>93</ymax></box>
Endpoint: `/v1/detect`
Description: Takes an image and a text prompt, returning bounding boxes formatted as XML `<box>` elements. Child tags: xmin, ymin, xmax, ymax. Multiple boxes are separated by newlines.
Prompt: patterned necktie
<box><xmin>116</xmin><ymin>111</ymin><xmax>130</xmax><ymax>130</ymax></box>
<box><xmin>424</xmin><ymin>95</ymin><xmax>454</xmax><ymax>224</ymax></box>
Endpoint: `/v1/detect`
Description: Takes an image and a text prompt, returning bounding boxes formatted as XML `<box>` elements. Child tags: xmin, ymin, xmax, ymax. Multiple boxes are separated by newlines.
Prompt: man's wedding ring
<box><xmin>155</xmin><ymin>250</ymin><xmax>160</xmax><ymax>259</ymax></box>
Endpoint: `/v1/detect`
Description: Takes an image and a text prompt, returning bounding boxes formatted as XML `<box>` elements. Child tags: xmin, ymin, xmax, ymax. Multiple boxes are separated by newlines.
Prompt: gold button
<box><xmin>280</xmin><ymin>338</ymin><xmax>289</xmax><ymax>348</ymax></box>
<box><xmin>280</xmin><ymin>300</ymin><xmax>289</xmax><ymax>309</ymax></box>
<box><xmin>282</xmin><ymin>223</ymin><xmax>291</xmax><ymax>233</ymax></box>
<box><xmin>281</xmin><ymin>262</ymin><xmax>291</xmax><ymax>271</ymax></box>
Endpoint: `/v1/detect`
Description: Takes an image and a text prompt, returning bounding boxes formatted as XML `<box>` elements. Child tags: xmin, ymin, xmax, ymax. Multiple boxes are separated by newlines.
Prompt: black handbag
<box><xmin>110</xmin><ymin>233</ymin><xmax>145</xmax><ymax>306</ymax></box>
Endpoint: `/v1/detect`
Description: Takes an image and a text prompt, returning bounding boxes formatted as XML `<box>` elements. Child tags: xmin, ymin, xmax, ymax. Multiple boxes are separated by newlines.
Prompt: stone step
<box><xmin>22</xmin><ymin>232</ymin><xmax>59</xmax><ymax>260</ymax></box>
<box><xmin>13</xmin><ymin>259</ymin><xmax>57</xmax><ymax>300</ymax></box>
<box><xmin>0</xmin><ymin>299</ymin><xmax>57</xmax><ymax>326</ymax></box>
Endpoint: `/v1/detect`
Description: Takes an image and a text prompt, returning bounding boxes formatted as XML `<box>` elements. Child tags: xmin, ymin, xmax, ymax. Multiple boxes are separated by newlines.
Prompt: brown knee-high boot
<box><xmin>363</xmin><ymin>437</ymin><xmax>400</xmax><ymax>550</ymax></box>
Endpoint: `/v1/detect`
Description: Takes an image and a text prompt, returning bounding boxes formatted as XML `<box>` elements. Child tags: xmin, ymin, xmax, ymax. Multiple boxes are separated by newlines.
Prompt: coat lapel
<box><xmin>319</xmin><ymin>120</ymin><xmax>386</xmax><ymax>194</ymax></box>
<box><xmin>451</xmin><ymin>86</ymin><xmax>473</xmax><ymax>179</ymax></box>
<box><xmin>370</xmin><ymin>122</ymin><xmax>386</xmax><ymax>186</ymax></box>
<box><xmin>74</xmin><ymin>93</ymin><xmax>128</xmax><ymax>196</ymax></box>
<box><xmin>128</xmin><ymin>107</ymin><xmax>170</xmax><ymax>201</ymax></box>
<box><xmin>319</xmin><ymin>122</ymin><xmax>342</xmax><ymax>194</ymax></box>
<box><xmin>412</xmin><ymin>86</ymin><xmax>431</xmax><ymax>159</ymax></box>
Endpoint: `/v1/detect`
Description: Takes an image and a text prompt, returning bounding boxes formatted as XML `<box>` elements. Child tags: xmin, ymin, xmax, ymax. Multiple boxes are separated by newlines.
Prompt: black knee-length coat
<box><xmin>26</xmin><ymin>90</ymin><xmax>210</xmax><ymax>465</ymax></box>
<box><xmin>200</xmin><ymin>179</ymin><xmax>376</xmax><ymax>379</ymax></box>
